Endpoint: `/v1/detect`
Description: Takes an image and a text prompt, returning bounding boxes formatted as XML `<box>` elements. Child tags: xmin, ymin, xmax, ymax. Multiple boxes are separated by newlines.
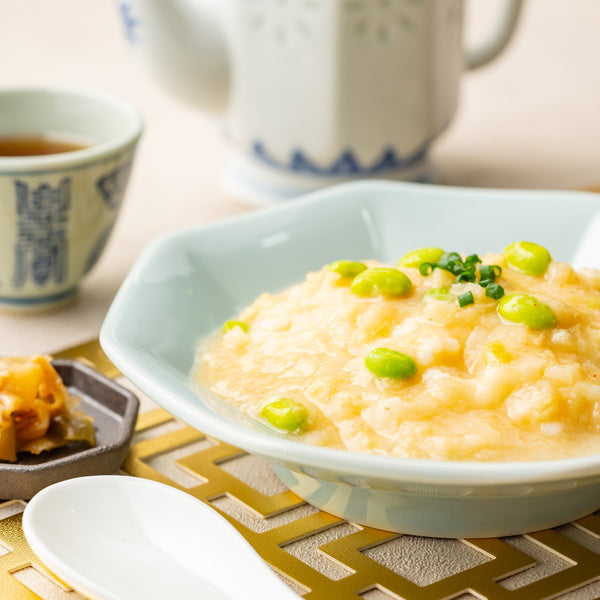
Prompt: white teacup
<box><xmin>0</xmin><ymin>86</ymin><xmax>142</xmax><ymax>312</ymax></box>
<box><xmin>119</xmin><ymin>0</ymin><xmax>522</xmax><ymax>205</ymax></box>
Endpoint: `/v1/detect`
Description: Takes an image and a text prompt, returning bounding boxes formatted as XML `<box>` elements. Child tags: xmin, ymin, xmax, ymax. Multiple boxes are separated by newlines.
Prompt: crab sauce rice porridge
<box><xmin>194</xmin><ymin>243</ymin><xmax>600</xmax><ymax>462</ymax></box>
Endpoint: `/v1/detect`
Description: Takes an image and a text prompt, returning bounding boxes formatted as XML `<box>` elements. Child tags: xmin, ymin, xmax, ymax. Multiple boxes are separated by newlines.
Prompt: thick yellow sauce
<box><xmin>195</xmin><ymin>254</ymin><xmax>600</xmax><ymax>461</ymax></box>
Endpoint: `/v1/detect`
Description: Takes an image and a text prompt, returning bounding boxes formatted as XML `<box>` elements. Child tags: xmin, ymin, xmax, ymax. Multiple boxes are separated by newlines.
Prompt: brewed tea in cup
<box><xmin>0</xmin><ymin>134</ymin><xmax>91</xmax><ymax>157</ymax></box>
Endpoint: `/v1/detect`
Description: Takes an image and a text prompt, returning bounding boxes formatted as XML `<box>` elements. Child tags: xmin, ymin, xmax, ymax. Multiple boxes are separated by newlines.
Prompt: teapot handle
<box><xmin>465</xmin><ymin>0</ymin><xmax>525</xmax><ymax>69</ymax></box>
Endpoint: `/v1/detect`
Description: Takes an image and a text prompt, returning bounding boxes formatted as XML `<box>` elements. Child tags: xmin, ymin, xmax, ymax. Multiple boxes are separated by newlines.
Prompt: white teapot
<box><xmin>119</xmin><ymin>0</ymin><xmax>524</xmax><ymax>205</ymax></box>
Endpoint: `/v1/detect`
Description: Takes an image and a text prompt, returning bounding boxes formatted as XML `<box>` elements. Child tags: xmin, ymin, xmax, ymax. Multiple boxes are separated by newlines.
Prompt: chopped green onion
<box><xmin>478</xmin><ymin>265</ymin><xmax>503</xmax><ymax>287</ymax></box>
<box><xmin>458</xmin><ymin>291</ymin><xmax>475</xmax><ymax>307</ymax></box>
<box><xmin>435</xmin><ymin>252</ymin><xmax>465</xmax><ymax>276</ymax></box>
<box><xmin>419</xmin><ymin>262</ymin><xmax>436</xmax><ymax>276</ymax></box>
<box><xmin>418</xmin><ymin>251</ymin><xmax>505</xmax><ymax>306</ymax></box>
<box><xmin>479</xmin><ymin>265</ymin><xmax>495</xmax><ymax>282</ymax></box>
<box><xmin>437</xmin><ymin>252</ymin><xmax>461</xmax><ymax>268</ymax></box>
<box><xmin>464</xmin><ymin>254</ymin><xmax>481</xmax><ymax>268</ymax></box>
<box><xmin>450</xmin><ymin>262</ymin><xmax>467</xmax><ymax>275</ymax></box>
<box><xmin>455</xmin><ymin>270</ymin><xmax>476</xmax><ymax>283</ymax></box>
<box><xmin>485</xmin><ymin>283</ymin><xmax>505</xmax><ymax>300</ymax></box>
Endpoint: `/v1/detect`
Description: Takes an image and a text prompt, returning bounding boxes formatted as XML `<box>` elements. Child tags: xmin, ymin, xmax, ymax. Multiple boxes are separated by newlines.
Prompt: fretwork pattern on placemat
<box><xmin>0</xmin><ymin>339</ymin><xmax>597</xmax><ymax>600</ymax></box>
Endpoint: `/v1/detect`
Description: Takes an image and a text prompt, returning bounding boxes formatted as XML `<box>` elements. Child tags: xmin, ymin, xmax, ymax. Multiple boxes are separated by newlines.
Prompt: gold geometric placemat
<box><xmin>0</xmin><ymin>339</ymin><xmax>598</xmax><ymax>600</ymax></box>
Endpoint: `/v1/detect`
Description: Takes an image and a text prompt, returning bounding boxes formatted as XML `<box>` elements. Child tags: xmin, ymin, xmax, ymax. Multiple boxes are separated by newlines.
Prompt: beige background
<box><xmin>0</xmin><ymin>0</ymin><xmax>599</xmax><ymax>355</ymax></box>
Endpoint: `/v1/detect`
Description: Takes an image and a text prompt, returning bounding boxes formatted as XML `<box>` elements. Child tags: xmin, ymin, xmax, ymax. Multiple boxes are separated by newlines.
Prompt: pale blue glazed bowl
<box><xmin>100</xmin><ymin>181</ymin><xmax>600</xmax><ymax>538</ymax></box>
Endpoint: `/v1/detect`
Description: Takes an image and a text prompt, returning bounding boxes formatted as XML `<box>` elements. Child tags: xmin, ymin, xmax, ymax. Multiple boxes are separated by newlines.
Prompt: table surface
<box><xmin>0</xmin><ymin>2</ymin><xmax>599</xmax><ymax>599</ymax></box>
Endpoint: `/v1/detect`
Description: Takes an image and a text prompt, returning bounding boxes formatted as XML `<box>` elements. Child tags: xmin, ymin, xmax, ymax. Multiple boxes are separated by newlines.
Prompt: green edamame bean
<box><xmin>328</xmin><ymin>260</ymin><xmax>368</xmax><ymax>278</ymax></box>
<box><xmin>503</xmin><ymin>241</ymin><xmax>551</xmax><ymax>276</ymax></box>
<box><xmin>222</xmin><ymin>320</ymin><xmax>249</xmax><ymax>334</ymax></box>
<box><xmin>397</xmin><ymin>247</ymin><xmax>445</xmax><ymax>268</ymax></box>
<box><xmin>351</xmin><ymin>268</ymin><xmax>412</xmax><ymax>298</ymax></box>
<box><xmin>365</xmin><ymin>348</ymin><xmax>417</xmax><ymax>380</ymax></box>
<box><xmin>497</xmin><ymin>293</ymin><xmax>556</xmax><ymax>329</ymax></box>
<box><xmin>260</xmin><ymin>398</ymin><xmax>309</xmax><ymax>433</ymax></box>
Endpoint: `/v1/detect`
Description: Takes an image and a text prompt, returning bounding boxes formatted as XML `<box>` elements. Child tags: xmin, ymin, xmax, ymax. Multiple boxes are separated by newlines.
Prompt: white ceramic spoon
<box><xmin>23</xmin><ymin>475</ymin><xmax>300</xmax><ymax>600</ymax></box>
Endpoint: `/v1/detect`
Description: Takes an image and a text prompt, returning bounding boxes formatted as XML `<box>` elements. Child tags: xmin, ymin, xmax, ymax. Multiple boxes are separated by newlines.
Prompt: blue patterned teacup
<box><xmin>0</xmin><ymin>86</ymin><xmax>142</xmax><ymax>312</ymax></box>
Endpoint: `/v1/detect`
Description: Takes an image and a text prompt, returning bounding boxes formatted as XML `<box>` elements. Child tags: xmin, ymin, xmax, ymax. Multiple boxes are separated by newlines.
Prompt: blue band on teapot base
<box><xmin>223</xmin><ymin>145</ymin><xmax>432</xmax><ymax>207</ymax></box>
<box><xmin>250</xmin><ymin>140</ymin><xmax>431</xmax><ymax>177</ymax></box>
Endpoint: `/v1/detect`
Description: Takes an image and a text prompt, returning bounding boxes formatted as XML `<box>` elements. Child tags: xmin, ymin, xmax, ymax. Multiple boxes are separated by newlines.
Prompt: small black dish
<box><xmin>0</xmin><ymin>359</ymin><xmax>139</xmax><ymax>500</ymax></box>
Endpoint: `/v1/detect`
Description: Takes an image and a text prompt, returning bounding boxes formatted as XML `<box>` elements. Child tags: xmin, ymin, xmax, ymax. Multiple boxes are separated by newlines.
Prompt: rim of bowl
<box><xmin>0</xmin><ymin>84</ymin><xmax>143</xmax><ymax>170</ymax></box>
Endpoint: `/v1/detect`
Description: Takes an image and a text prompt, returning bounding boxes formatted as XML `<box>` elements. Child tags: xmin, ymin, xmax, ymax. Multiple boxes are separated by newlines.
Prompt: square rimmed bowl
<box><xmin>100</xmin><ymin>180</ymin><xmax>600</xmax><ymax>538</ymax></box>
<box><xmin>0</xmin><ymin>359</ymin><xmax>139</xmax><ymax>500</ymax></box>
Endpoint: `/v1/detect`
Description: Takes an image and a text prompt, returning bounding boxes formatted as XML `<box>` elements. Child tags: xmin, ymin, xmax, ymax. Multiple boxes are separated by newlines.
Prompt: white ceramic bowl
<box><xmin>100</xmin><ymin>181</ymin><xmax>600</xmax><ymax>538</ymax></box>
